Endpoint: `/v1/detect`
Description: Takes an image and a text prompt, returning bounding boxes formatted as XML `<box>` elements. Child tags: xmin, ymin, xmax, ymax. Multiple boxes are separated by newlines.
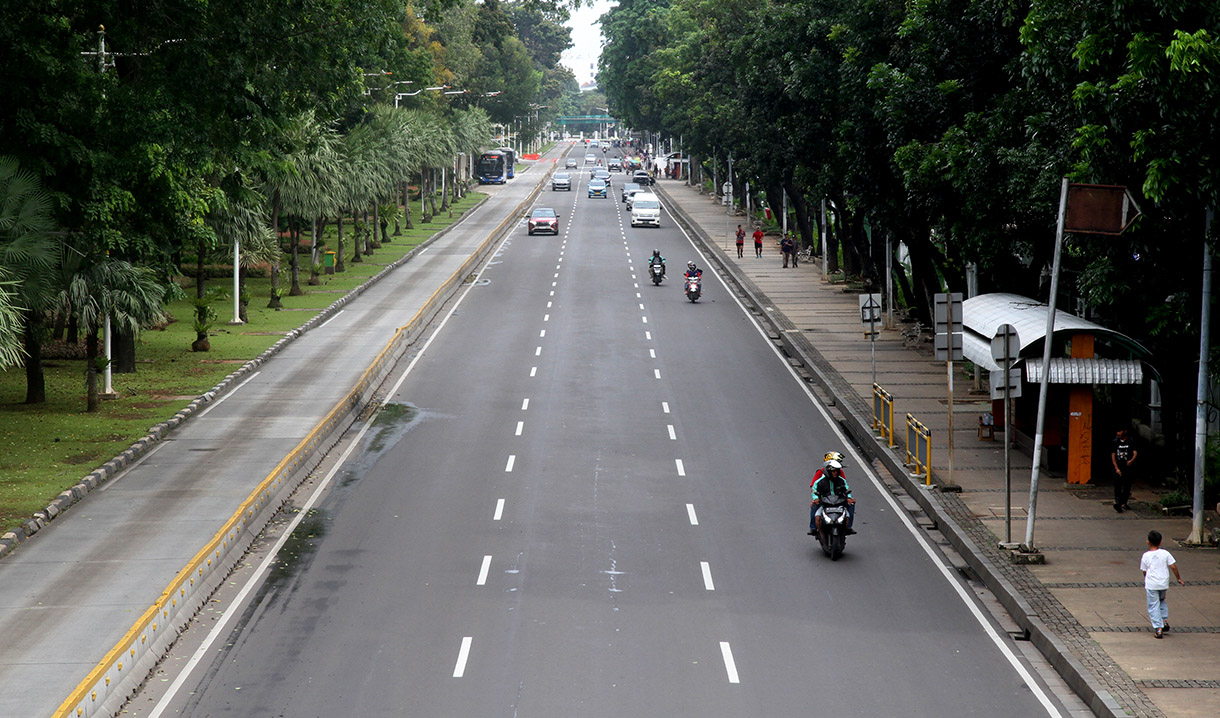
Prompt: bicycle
<box><xmin>901</xmin><ymin>322</ymin><xmax>929</xmax><ymax>348</ymax></box>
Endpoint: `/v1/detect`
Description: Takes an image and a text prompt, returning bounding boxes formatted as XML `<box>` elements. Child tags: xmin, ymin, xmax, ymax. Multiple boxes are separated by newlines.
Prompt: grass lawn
<box><xmin>0</xmin><ymin>192</ymin><xmax>486</xmax><ymax>532</ymax></box>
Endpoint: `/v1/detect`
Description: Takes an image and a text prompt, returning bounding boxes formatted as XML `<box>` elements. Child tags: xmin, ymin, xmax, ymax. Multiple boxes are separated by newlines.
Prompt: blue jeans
<box><xmin>810</xmin><ymin>502</ymin><xmax>855</xmax><ymax>532</ymax></box>
<box><xmin>1146</xmin><ymin>588</ymin><xmax>1168</xmax><ymax>629</ymax></box>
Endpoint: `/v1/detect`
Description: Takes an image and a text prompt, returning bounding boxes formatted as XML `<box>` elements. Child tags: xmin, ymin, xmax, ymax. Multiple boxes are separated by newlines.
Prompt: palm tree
<box><xmin>63</xmin><ymin>255</ymin><xmax>166</xmax><ymax>411</ymax></box>
<box><xmin>0</xmin><ymin>156</ymin><xmax>60</xmax><ymax>402</ymax></box>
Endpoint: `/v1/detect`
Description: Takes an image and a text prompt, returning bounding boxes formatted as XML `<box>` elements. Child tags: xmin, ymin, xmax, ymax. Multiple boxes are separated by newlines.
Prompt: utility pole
<box><xmin>1189</xmin><ymin>207</ymin><xmax>1214</xmax><ymax>544</ymax></box>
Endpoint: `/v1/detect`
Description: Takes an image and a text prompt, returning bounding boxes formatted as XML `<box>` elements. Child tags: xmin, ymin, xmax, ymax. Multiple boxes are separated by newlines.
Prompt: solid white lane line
<box><xmin>649</xmin><ymin>349</ymin><xmax>656</xmax><ymax>358</ymax></box>
<box><xmin>701</xmin><ymin>562</ymin><xmax>715</xmax><ymax>590</ymax></box>
<box><xmin>494</xmin><ymin>499</ymin><xmax>505</xmax><ymax>521</ymax></box>
<box><xmin>645</xmin><ymin>331</ymin><xmax>652</xmax><ymax>340</ymax></box>
<box><xmin>196</xmin><ymin>371</ymin><xmax>262</xmax><ymax>419</ymax></box>
<box><xmin>535</xmin><ymin>346</ymin><xmax>542</xmax><ymax>356</ymax></box>
<box><xmin>662</xmin><ymin>402</ymin><xmax>670</xmax><ymax>413</ymax></box>
<box><xmin>515</xmin><ymin>421</ymin><xmax>524</xmax><ymax>436</ymax></box>
<box><xmin>675</xmin><ymin>459</ymin><xmax>686</xmax><ymax>476</ymax></box>
<box><xmin>316</xmin><ymin>309</ymin><xmax>345</xmax><ymax>330</ymax></box>
<box><xmin>530</xmin><ymin>367</ymin><xmax>537</xmax><ymax>377</ymax></box>
<box><xmin>686</xmin><ymin>504</ymin><xmax>698</xmax><ymax>525</ymax></box>
<box><xmin>720</xmin><ymin>642</ymin><xmax>740</xmax><ymax>683</ymax></box>
<box><xmin>667</xmin><ymin>425</ymin><xmax>676</xmax><ymax>440</ymax></box>
<box><xmin>539</xmin><ymin>329</ymin><xmax>546</xmax><ymax>337</ymax></box>
<box><xmin>505</xmin><ymin>455</ymin><xmax>516</xmax><ymax>472</ymax></box>
<box><xmin>477</xmin><ymin>556</ymin><xmax>492</xmax><ymax>585</ymax></box>
<box><xmin>453</xmin><ymin>637</ymin><xmax>473</xmax><ymax>678</ymax></box>
<box><xmin>669</xmin><ymin>210</ymin><xmax>1065</xmax><ymax>717</ymax></box>
<box><xmin>521</xmin><ymin>398</ymin><xmax>530</xmax><ymax>410</ymax></box>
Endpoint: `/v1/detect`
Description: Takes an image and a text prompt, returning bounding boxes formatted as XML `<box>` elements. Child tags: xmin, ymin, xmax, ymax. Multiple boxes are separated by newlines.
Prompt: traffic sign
<box><xmin>933</xmin><ymin>292</ymin><xmax>963</xmax><ymax>361</ymax></box>
<box><xmin>859</xmin><ymin>294</ymin><xmax>882</xmax><ymax>338</ymax></box>
<box><xmin>991</xmin><ymin>324</ymin><xmax>1020</xmax><ymax>366</ymax></box>
<box><xmin>990</xmin><ymin>368</ymin><xmax>1023</xmax><ymax>400</ymax></box>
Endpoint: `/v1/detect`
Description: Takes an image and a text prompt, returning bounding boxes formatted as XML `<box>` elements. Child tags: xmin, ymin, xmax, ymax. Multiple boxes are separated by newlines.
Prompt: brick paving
<box><xmin>655</xmin><ymin>177</ymin><xmax>1220</xmax><ymax>718</ymax></box>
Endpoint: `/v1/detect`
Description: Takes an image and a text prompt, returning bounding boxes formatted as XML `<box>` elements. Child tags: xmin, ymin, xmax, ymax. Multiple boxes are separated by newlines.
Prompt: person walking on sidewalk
<box><xmin>781</xmin><ymin>233</ymin><xmax>795</xmax><ymax>268</ymax></box>
<box><xmin>753</xmin><ymin>226</ymin><xmax>764</xmax><ymax>258</ymax></box>
<box><xmin>1112</xmin><ymin>427</ymin><xmax>1138</xmax><ymax>512</ymax></box>
<box><xmin>1141</xmin><ymin>529</ymin><xmax>1185</xmax><ymax>638</ymax></box>
<box><xmin>735</xmin><ymin>225</ymin><xmax>745</xmax><ymax>258</ymax></box>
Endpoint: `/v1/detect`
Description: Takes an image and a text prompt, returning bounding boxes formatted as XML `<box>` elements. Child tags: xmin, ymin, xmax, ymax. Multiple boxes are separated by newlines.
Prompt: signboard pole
<box><xmin>1024</xmin><ymin>178</ymin><xmax>1069</xmax><ymax>552</ymax></box>
<box><xmin>946</xmin><ymin>298</ymin><xmax>955</xmax><ymax>487</ymax></box>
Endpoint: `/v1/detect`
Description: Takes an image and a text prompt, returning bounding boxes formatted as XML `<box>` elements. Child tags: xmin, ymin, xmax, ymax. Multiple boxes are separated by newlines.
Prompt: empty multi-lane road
<box><xmin>147</xmin><ymin>148</ymin><xmax>1070</xmax><ymax>717</ymax></box>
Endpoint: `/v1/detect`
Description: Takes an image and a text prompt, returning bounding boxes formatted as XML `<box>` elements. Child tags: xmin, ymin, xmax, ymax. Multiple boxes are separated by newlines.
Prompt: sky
<box><xmin>561</xmin><ymin>0</ymin><xmax>614</xmax><ymax>86</ymax></box>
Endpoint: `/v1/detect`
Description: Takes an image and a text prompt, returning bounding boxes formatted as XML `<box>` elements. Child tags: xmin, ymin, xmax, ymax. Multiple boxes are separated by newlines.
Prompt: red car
<box><xmin>527</xmin><ymin>207</ymin><xmax>559</xmax><ymax>235</ymax></box>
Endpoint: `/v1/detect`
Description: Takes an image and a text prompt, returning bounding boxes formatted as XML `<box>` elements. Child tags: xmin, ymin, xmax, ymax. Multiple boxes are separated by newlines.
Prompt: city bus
<box><xmin>497</xmin><ymin>147</ymin><xmax>516</xmax><ymax>179</ymax></box>
<box><xmin>477</xmin><ymin>150</ymin><xmax>507</xmax><ymax>184</ymax></box>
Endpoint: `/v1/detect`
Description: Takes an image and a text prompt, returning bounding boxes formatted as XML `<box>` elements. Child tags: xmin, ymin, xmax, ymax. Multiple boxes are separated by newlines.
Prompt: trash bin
<box><xmin>764</xmin><ymin>207</ymin><xmax>773</xmax><ymax>220</ymax></box>
<box><xmin>323</xmin><ymin>251</ymin><xmax>336</xmax><ymax>275</ymax></box>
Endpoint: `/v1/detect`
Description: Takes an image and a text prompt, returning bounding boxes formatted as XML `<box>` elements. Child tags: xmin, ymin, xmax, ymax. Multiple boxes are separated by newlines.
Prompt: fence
<box><xmin>872</xmin><ymin>383</ymin><xmax>895</xmax><ymax>447</ymax></box>
<box><xmin>905</xmin><ymin>413</ymin><xmax>932</xmax><ymax>485</ymax></box>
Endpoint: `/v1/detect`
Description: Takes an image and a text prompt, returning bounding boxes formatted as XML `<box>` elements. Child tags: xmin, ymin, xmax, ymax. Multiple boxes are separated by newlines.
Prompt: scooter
<box><xmin>649</xmin><ymin>261</ymin><xmax>666</xmax><ymax>285</ymax></box>
<box><xmin>684</xmin><ymin>275</ymin><xmax>702</xmax><ymax>302</ymax></box>
<box><xmin>815</xmin><ymin>494</ymin><xmax>850</xmax><ymax>560</ymax></box>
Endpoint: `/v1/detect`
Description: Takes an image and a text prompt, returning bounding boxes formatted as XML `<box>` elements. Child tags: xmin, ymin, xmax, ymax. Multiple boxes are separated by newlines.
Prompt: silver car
<box><xmin>552</xmin><ymin>172</ymin><xmax>572</xmax><ymax>191</ymax></box>
<box><xmin>621</xmin><ymin>182</ymin><xmax>641</xmax><ymax>202</ymax></box>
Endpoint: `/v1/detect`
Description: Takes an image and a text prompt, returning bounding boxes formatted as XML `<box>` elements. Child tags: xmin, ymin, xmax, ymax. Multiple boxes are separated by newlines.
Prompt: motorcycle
<box><xmin>684</xmin><ymin>274</ymin><xmax>702</xmax><ymax>302</ymax></box>
<box><xmin>649</xmin><ymin>261</ymin><xmax>666</xmax><ymax>285</ymax></box>
<box><xmin>815</xmin><ymin>493</ymin><xmax>850</xmax><ymax>560</ymax></box>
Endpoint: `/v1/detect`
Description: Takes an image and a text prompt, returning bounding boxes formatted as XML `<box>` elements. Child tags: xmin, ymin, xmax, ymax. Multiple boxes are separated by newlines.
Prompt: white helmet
<box><xmin>825</xmin><ymin>459</ymin><xmax>843</xmax><ymax>472</ymax></box>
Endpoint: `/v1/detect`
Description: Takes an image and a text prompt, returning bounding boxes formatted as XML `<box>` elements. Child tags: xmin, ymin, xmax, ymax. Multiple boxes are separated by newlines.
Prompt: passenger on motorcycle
<box><xmin>809</xmin><ymin>455</ymin><xmax>856</xmax><ymax>536</ymax></box>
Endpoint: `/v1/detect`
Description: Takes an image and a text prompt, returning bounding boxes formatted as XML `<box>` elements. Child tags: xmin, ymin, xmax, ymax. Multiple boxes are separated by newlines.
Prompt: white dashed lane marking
<box><xmin>701</xmin><ymin>562</ymin><xmax>715</xmax><ymax>590</ymax></box>
<box><xmin>453</xmin><ymin>637</ymin><xmax>473</xmax><ymax>678</ymax></box>
<box><xmin>477</xmin><ymin>556</ymin><xmax>492</xmax><ymax>586</ymax></box>
<box><xmin>667</xmin><ymin>425</ymin><xmax>676</xmax><ymax>440</ymax></box>
<box><xmin>494</xmin><ymin>499</ymin><xmax>505</xmax><ymax>521</ymax></box>
<box><xmin>515</xmin><ymin>421</ymin><xmax>524</xmax><ymax>436</ymax></box>
<box><xmin>720</xmin><ymin>642</ymin><xmax>740</xmax><ymax>683</ymax></box>
<box><xmin>675</xmin><ymin>459</ymin><xmax>686</xmax><ymax>476</ymax></box>
<box><xmin>686</xmin><ymin>504</ymin><xmax>698</xmax><ymax>525</ymax></box>
<box><xmin>505</xmin><ymin>455</ymin><xmax>516</xmax><ymax>472</ymax></box>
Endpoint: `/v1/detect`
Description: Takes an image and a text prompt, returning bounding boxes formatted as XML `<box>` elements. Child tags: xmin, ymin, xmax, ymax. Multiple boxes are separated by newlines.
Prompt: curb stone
<box><xmin>0</xmin><ymin>194</ymin><xmax>490</xmax><ymax>561</ymax></box>
<box><xmin>656</xmin><ymin>182</ymin><xmax>1158</xmax><ymax>718</ymax></box>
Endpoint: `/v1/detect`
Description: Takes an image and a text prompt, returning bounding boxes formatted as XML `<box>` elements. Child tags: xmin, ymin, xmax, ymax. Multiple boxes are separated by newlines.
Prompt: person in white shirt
<box><xmin>1140</xmin><ymin>530</ymin><xmax>1185</xmax><ymax>638</ymax></box>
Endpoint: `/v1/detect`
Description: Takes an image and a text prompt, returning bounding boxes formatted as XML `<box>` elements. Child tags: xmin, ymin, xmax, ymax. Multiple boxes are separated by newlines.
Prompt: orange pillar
<box><xmin>1067</xmin><ymin>334</ymin><xmax>1095</xmax><ymax>484</ymax></box>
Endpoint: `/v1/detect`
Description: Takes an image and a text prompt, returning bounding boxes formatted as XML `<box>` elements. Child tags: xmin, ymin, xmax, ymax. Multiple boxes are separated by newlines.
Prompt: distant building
<box><xmin>580</xmin><ymin>80</ymin><xmax>599</xmax><ymax>93</ymax></box>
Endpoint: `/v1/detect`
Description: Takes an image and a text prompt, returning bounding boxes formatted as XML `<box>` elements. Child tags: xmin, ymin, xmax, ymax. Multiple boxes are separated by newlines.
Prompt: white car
<box><xmin>584</xmin><ymin>153</ymin><xmax>597</xmax><ymax>164</ymax></box>
<box><xmin>630</xmin><ymin>192</ymin><xmax>661</xmax><ymax>227</ymax></box>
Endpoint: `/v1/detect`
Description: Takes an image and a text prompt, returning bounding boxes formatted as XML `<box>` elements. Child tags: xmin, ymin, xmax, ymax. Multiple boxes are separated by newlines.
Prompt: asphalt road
<box><xmin>156</xmin><ymin>149</ymin><xmax>1069</xmax><ymax>717</ymax></box>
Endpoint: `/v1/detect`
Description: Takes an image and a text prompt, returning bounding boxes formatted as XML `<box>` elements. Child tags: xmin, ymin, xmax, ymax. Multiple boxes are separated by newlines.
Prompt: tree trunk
<box><xmin>403</xmin><ymin>182</ymin><xmax>414</xmax><ymax>230</ymax></box>
<box><xmin>421</xmin><ymin>170</ymin><xmax>432</xmax><ymax>223</ymax></box>
<box><xmin>238</xmin><ymin>264</ymin><xmax>248</xmax><ymax>323</ymax></box>
<box><xmin>51</xmin><ymin>302</ymin><xmax>66</xmax><ymax>341</ymax></box>
<box><xmin>783</xmin><ymin>178</ymin><xmax>815</xmax><ymax>253</ymax></box>
<box><xmin>394</xmin><ymin>186</ymin><xmax>403</xmax><ymax>236</ymax></box>
<box><xmin>268</xmin><ymin>193</ymin><xmax>283</xmax><ymax>308</ymax></box>
<box><xmin>194</xmin><ymin>235</ymin><xmax>211</xmax><ymax>349</ymax></box>
<box><xmin>825</xmin><ymin>201</ymin><xmax>841</xmax><ymax>274</ymax></box>
<box><xmin>86</xmin><ymin>329</ymin><xmax>100</xmax><ymax>413</ymax></box>
<box><xmin>308</xmin><ymin>215</ymin><xmax>322</xmax><ymax>285</ymax></box>
<box><xmin>289</xmin><ymin>217</ymin><xmax>303</xmax><ymax>296</ymax></box>
<box><xmin>23</xmin><ymin>311</ymin><xmax>45</xmax><ymax>404</ymax></box>
<box><xmin>336</xmin><ymin>210</ymin><xmax>346</xmax><ymax>272</ymax></box>
<box><xmin>371</xmin><ymin>203</ymin><xmax>383</xmax><ymax>249</ymax></box>
<box><xmin>765</xmin><ymin>184</ymin><xmax>784</xmax><ymax>237</ymax></box>
<box><xmin>362</xmin><ymin>210</ymin><xmax>373</xmax><ymax>256</ymax></box>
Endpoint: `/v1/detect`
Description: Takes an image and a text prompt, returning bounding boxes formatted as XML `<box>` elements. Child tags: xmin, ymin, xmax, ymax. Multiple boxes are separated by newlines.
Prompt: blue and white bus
<box><xmin>497</xmin><ymin>147</ymin><xmax>516</xmax><ymax>179</ymax></box>
<box><xmin>477</xmin><ymin>151</ymin><xmax>507</xmax><ymax>184</ymax></box>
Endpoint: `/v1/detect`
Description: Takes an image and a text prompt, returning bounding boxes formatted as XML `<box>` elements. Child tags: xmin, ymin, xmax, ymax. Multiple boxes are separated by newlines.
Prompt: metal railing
<box><xmin>905</xmin><ymin>413</ymin><xmax>933</xmax><ymax>485</ymax></box>
<box><xmin>872</xmin><ymin>383</ymin><xmax>895</xmax><ymax>447</ymax></box>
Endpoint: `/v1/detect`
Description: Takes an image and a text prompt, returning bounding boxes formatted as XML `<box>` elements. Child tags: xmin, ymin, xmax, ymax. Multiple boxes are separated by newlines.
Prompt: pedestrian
<box><xmin>753</xmin><ymin>226</ymin><xmax>764</xmax><ymax>258</ymax></box>
<box><xmin>1140</xmin><ymin>529</ymin><xmax>1185</xmax><ymax>638</ymax></box>
<box><xmin>1112</xmin><ymin>427</ymin><xmax>1138</xmax><ymax>512</ymax></box>
<box><xmin>791</xmin><ymin>233</ymin><xmax>800</xmax><ymax>267</ymax></box>
<box><xmin>781</xmin><ymin>233</ymin><xmax>795</xmax><ymax>268</ymax></box>
<box><xmin>735</xmin><ymin>225</ymin><xmax>745</xmax><ymax>258</ymax></box>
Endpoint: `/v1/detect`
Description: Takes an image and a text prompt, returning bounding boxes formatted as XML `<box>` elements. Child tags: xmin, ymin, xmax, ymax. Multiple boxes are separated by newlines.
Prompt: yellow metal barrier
<box><xmin>905</xmin><ymin>413</ymin><xmax>932</xmax><ymax>485</ymax></box>
<box><xmin>872</xmin><ymin>383</ymin><xmax>895</xmax><ymax>448</ymax></box>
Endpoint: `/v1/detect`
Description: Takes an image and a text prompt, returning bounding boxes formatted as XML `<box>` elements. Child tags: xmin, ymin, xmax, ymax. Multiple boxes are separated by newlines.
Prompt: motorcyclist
<box><xmin>683</xmin><ymin>261</ymin><xmax>702</xmax><ymax>280</ymax></box>
<box><xmin>649</xmin><ymin>249</ymin><xmax>666</xmax><ymax>277</ymax></box>
<box><xmin>809</xmin><ymin>454</ymin><xmax>856</xmax><ymax>536</ymax></box>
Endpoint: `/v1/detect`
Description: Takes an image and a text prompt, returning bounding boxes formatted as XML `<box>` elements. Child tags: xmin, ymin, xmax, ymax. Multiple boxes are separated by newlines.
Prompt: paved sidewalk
<box><xmin>655</xmin><ymin>177</ymin><xmax>1220</xmax><ymax>718</ymax></box>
